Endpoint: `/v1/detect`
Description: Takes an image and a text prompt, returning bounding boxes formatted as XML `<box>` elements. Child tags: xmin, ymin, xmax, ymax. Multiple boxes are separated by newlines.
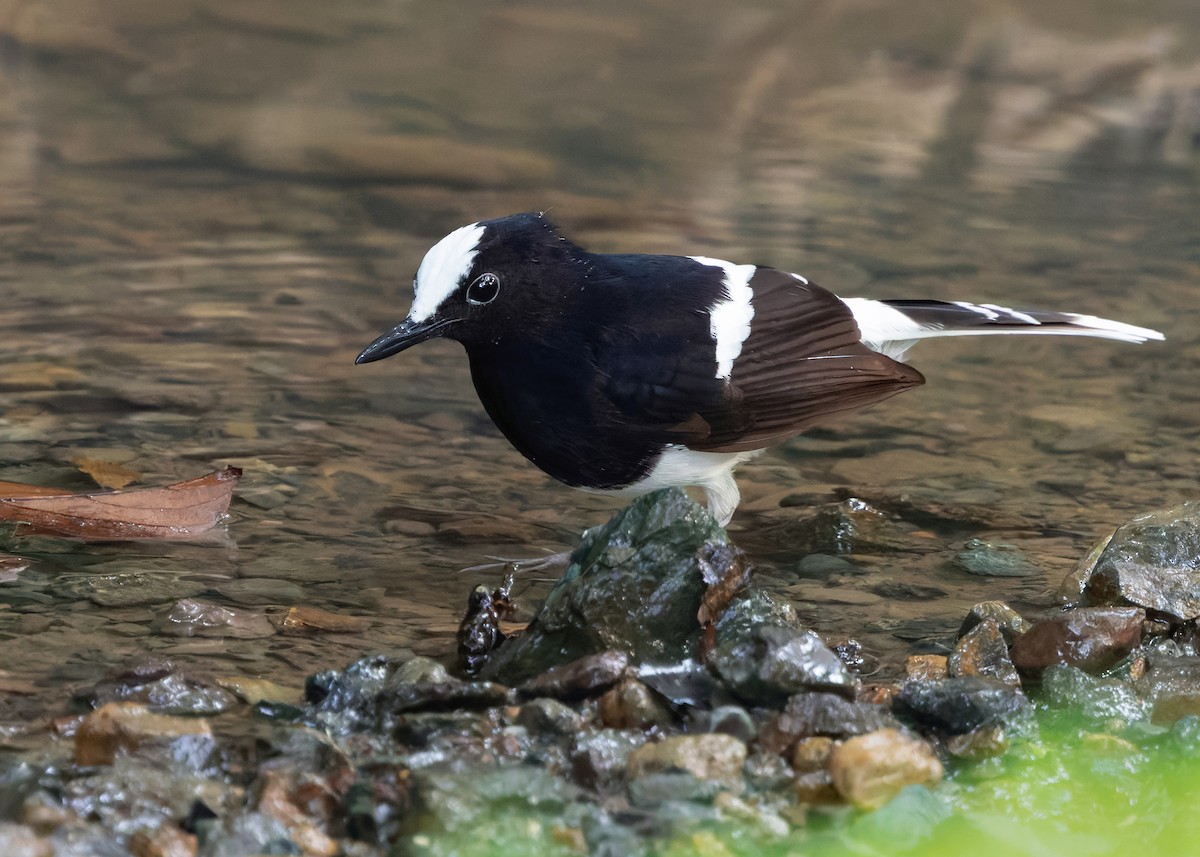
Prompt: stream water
<box><xmin>0</xmin><ymin>0</ymin><xmax>1197</xmax><ymax>825</ymax></box>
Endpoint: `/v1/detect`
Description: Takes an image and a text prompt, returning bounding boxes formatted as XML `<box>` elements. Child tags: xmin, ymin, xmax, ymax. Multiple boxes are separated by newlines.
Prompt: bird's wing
<box><xmin>591</xmin><ymin>269</ymin><xmax>924</xmax><ymax>452</ymax></box>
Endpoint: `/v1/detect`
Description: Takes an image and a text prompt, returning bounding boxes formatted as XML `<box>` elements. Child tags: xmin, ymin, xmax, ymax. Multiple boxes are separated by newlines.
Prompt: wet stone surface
<box><xmin>1072</xmin><ymin>502</ymin><xmax>1200</xmax><ymax>620</ymax></box>
<box><xmin>4</xmin><ymin>488</ymin><xmax>1200</xmax><ymax>853</ymax></box>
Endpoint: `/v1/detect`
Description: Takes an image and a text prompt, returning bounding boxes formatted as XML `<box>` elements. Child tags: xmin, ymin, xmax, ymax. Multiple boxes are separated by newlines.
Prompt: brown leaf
<box><xmin>73</xmin><ymin>457</ymin><xmax>141</xmax><ymax>490</ymax></box>
<box><xmin>697</xmin><ymin>543</ymin><xmax>753</xmax><ymax>661</ymax></box>
<box><xmin>0</xmin><ymin>466</ymin><xmax>242</xmax><ymax>540</ymax></box>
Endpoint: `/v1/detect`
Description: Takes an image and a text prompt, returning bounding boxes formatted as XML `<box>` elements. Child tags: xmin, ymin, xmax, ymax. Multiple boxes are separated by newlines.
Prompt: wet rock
<box><xmin>895</xmin><ymin>676</ymin><xmax>1031</xmax><ymax>735</ymax></box>
<box><xmin>215</xmin><ymin>677</ymin><xmax>301</xmax><ymax>706</ymax></box>
<box><xmin>517</xmin><ymin>650</ymin><xmax>630</xmax><ymax>701</ymax></box>
<box><xmin>100</xmin><ymin>673</ymin><xmax>238</xmax><ymax>716</ymax></box>
<box><xmin>73</xmin><ymin>573</ymin><xmax>204</xmax><ymax>608</ymax></box>
<box><xmin>481</xmin><ymin>489</ymin><xmax>723</xmax><ymax>684</ymax></box>
<box><xmin>688</xmin><ymin>705</ymin><xmax>757</xmax><ymax>744</ymax></box>
<box><xmin>1134</xmin><ymin>656</ymin><xmax>1200</xmax><ymax>725</ymax></box>
<box><xmin>772</xmin><ymin>497</ymin><xmax>907</xmax><ymax>554</ymax></box>
<box><xmin>954</xmin><ymin>539</ymin><xmax>1039</xmax><ymax>577</ymax></box>
<box><xmin>74</xmin><ymin>703</ymin><xmax>215</xmax><ymax>768</ymax></box>
<box><xmin>829</xmin><ymin>728</ymin><xmax>943</xmax><ymax>809</ymax></box>
<box><xmin>457</xmin><ymin>580</ymin><xmax>508</xmax><ymax>676</ymax></box>
<box><xmin>948</xmin><ymin>619</ymin><xmax>1020</xmax><ymax>687</ymax></box>
<box><xmin>306</xmin><ymin>651</ymin><xmax>506</xmax><ymax>734</ymax></box>
<box><xmin>394</xmin><ymin>710</ymin><xmax>501</xmax><ymax>752</ymax></box>
<box><xmin>790</xmin><ymin>736</ymin><xmax>839</xmax><ymax>804</ymax></box>
<box><xmin>832</xmin><ymin>637</ymin><xmax>867</xmax><ymax>672</ymax></box>
<box><xmin>743</xmin><ymin>751</ymin><xmax>795</xmax><ymax>792</ymax></box>
<box><xmin>957</xmin><ymin>600</ymin><xmax>1031</xmax><ymax>643</ymax></box>
<box><xmin>758</xmin><ymin>692</ymin><xmax>899</xmax><ymax>755</ymax></box>
<box><xmin>156</xmin><ymin>598</ymin><xmax>276</xmax><ymax>639</ymax></box>
<box><xmin>626</xmin><ymin>734</ymin><xmax>747</xmax><ymax>791</ymax></box>
<box><xmin>1042</xmin><ymin>665</ymin><xmax>1148</xmax><ymax>724</ymax></box>
<box><xmin>709</xmin><ymin>590</ymin><xmax>855</xmax><ymax>706</ymax></box>
<box><xmin>636</xmin><ymin>659</ymin><xmax>721</xmax><ymax>708</ymax></box>
<box><xmin>598</xmin><ymin>678</ymin><xmax>674</xmax><ymax>729</ymax></box>
<box><xmin>518</xmin><ymin>698</ymin><xmax>585</xmax><ymax>736</ymax></box>
<box><xmin>306</xmin><ymin>651</ymin><xmax>416</xmax><ymax>709</ymax></box>
<box><xmin>1009</xmin><ymin>607</ymin><xmax>1144</xmax><ymax>676</ymax></box>
<box><xmin>1071</xmin><ymin>503</ymin><xmax>1200</xmax><ymax>619</ymax></box>
<box><xmin>570</xmin><ymin>730</ymin><xmax>647</xmax><ymax>791</ymax></box>
<box><xmin>256</xmin><ymin>770</ymin><xmax>338</xmax><ymax>857</ymax></box>
<box><xmin>905</xmin><ymin>655</ymin><xmax>948</xmax><ymax>682</ymax></box>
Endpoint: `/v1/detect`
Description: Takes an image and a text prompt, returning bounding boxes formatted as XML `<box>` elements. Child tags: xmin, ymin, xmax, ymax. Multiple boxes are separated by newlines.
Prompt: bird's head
<box><xmin>355</xmin><ymin>212</ymin><xmax>578</xmax><ymax>364</ymax></box>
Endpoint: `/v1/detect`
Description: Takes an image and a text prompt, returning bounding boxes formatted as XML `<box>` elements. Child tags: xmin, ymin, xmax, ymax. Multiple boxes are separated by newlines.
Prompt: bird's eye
<box><xmin>466</xmin><ymin>273</ymin><xmax>501</xmax><ymax>305</ymax></box>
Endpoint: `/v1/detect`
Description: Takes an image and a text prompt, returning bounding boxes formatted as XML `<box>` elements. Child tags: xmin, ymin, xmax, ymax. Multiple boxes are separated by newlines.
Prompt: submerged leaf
<box><xmin>0</xmin><ymin>466</ymin><xmax>242</xmax><ymax>540</ymax></box>
<box><xmin>73</xmin><ymin>456</ymin><xmax>142</xmax><ymax>490</ymax></box>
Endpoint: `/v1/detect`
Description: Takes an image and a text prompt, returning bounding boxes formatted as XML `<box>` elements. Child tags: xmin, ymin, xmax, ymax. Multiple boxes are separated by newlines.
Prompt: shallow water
<box><xmin>0</xmin><ymin>0</ymin><xmax>1196</xmax><ymax>722</ymax></box>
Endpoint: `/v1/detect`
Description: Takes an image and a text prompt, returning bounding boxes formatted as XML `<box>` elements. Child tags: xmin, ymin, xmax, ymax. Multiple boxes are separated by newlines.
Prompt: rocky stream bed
<box><xmin>3</xmin><ymin>488</ymin><xmax>1200</xmax><ymax>856</ymax></box>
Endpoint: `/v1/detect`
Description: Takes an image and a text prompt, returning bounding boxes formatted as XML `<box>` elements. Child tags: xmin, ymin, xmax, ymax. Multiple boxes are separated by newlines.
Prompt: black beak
<box><xmin>355</xmin><ymin>317</ymin><xmax>452</xmax><ymax>365</ymax></box>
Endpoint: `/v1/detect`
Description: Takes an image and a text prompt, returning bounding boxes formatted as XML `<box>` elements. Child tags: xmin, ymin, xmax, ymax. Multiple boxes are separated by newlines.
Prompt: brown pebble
<box><xmin>1009</xmin><ymin>607</ymin><xmax>1144</xmax><ymax>676</ymax></box>
<box><xmin>905</xmin><ymin>654</ymin><xmax>948</xmax><ymax>682</ymax></box>
<box><xmin>790</xmin><ymin>736</ymin><xmax>834</xmax><ymax>773</ymax></box>
<box><xmin>74</xmin><ymin>702</ymin><xmax>213</xmax><ymax>767</ymax></box>
<box><xmin>829</xmin><ymin>728</ymin><xmax>943</xmax><ymax>809</ymax></box>
<box><xmin>598</xmin><ymin>678</ymin><xmax>673</xmax><ymax>729</ymax></box>
<box><xmin>627</xmin><ymin>734</ymin><xmax>747</xmax><ymax>789</ymax></box>
<box><xmin>129</xmin><ymin>826</ymin><xmax>198</xmax><ymax>857</ymax></box>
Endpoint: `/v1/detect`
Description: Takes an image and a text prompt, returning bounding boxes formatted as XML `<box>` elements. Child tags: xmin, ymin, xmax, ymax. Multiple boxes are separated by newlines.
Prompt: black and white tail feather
<box><xmin>841</xmin><ymin>298</ymin><xmax>1163</xmax><ymax>361</ymax></box>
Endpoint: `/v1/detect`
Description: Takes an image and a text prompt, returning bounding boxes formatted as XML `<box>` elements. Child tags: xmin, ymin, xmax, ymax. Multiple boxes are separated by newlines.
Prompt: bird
<box><xmin>356</xmin><ymin>212</ymin><xmax>1163</xmax><ymax>527</ymax></box>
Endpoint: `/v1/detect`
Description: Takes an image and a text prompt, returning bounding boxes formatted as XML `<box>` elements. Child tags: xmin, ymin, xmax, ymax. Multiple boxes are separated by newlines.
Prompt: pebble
<box><xmin>895</xmin><ymin>676</ymin><xmax>1031</xmax><ymax>735</ymax></box>
<box><xmin>1009</xmin><ymin>607</ymin><xmax>1144</xmax><ymax>676</ymax></box>
<box><xmin>953</xmin><ymin>539</ymin><xmax>1039</xmax><ymax>577</ymax></box>
<box><xmin>570</xmin><ymin>729</ymin><xmax>647</xmax><ymax>791</ymax></box>
<box><xmin>957</xmin><ymin>601</ymin><xmax>1030</xmax><ymax>643</ymax></box>
<box><xmin>517</xmin><ymin>650</ymin><xmax>630</xmax><ymax>701</ymax></box>
<box><xmin>829</xmin><ymin>728</ymin><xmax>943</xmax><ymax>809</ymax></box>
<box><xmin>948</xmin><ymin>619</ymin><xmax>1020</xmax><ymax>687</ymax></box>
<box><xmin>626</xmin><ymin>734</ymin><xmax>747</xmax><ymax>790</ymax></box>
<box><xmin>518</xmin><ymin>698</ymin><xmax>585</xmax><ymax>736</ymax></box>
<box><xmin>74</xmin><ymin>702</ymin><xmax>215</xmax><ymax>768</ymax></box>
<box><xmin>157</xmin><ymin>598</ymin><xmax>277</xmax><ymax>639</ymax></box>
<box><xmin>598</xmin><ymin>678</ymin><xmax>674</xmax><ymax>729</ymax></box>
<box><xmin>905</xmin><ymin>655</ymin><xmax>948</xmax><ymax>682</ymax></box>
<box><xmin>758</xmin><ymin>692</ymin><xmax>898</xmax><ymax>754</ymax></box>
<box><xmin>1135</xmin><ymin>656</ymin><xmax>1200</xmax><ymax>725</ymax></box>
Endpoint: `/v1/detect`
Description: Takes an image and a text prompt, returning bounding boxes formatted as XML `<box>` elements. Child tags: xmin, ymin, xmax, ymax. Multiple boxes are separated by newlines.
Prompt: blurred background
<box><xmin>0</xmin><ymin>0</ymin><xmax>1196</xmax><ymax>696</ymax></box>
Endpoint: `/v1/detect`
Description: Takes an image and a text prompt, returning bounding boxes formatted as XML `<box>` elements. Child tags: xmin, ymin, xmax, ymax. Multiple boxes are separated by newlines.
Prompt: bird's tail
<box><xmin>841</xmin><ymin>298</ymin><xmax>1163</xmax><ymax>361</ymax></box>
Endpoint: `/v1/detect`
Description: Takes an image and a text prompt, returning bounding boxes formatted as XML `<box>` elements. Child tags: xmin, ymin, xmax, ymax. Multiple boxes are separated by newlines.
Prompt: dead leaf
<box><xmin>0</xmin><ymin>466</ymin><xmax>241</xmax><ymax>540</ymax></box>
<box><xmin>696</xmin><ymin>543</ymin><xmax>752</xmax><ymax>661</ymax></box>
<box><xmin>72</xmin><ymin>457</ymin><xmax>142</xmax><ymax>490</ymax></box>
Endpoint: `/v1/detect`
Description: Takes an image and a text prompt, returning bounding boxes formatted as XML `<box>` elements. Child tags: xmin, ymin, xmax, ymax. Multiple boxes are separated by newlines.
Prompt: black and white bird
<box><xmin>356</xmin><ymin>213</ymin><xmax>1163</xmax><ymax>526</ymax></box>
